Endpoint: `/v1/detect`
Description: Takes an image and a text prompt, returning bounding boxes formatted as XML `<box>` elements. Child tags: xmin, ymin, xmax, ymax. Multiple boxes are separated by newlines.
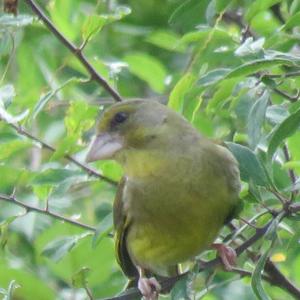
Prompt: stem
<box><xmin>24</xmin><ymin>0</ymin><xmax>123</xmax><ymax>103</ymax></box>
<box><xmin>0</xmin><ymin>193</ymin><xmax>96</xmax><ymax>232</ymax></box>
<box><xmin>8</xmin><ymin>122</ymin><xmax>118</xmax><ymax>186</ymax></box>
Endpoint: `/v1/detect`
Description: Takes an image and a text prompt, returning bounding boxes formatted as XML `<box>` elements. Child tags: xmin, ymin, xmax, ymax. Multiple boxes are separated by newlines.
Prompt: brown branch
<box><xmin>272</xmin><ymin>87</ymin><xmax>300</xmax><ymax>103</ymax></box>
<box><xmin>283</xmin><ymin>144</ymin><xmax>298</xmax><ymax>200</ymax></box>
<box><xmin>265</xmin><ymin>260</ymin><xmax>300</xmax><ymax>299</ymax></box>
<box><xmin>8</xmin><ymin>122</ymin><xmax>118</xmax><ymax>186</ymax></box>
<box><xmin>266</xmin><ymin>71</ymin><xmax>300</xmax><ymax>79</ymax></box>
<box><xmin>0</xmin><ymin>193</ymin><xmax>96</xmax><ymax>232</ymax></box>
<box><xmin>24</xmin><ymin>0</ymin><xmax>123</xmax><ymax>103</ymax></box>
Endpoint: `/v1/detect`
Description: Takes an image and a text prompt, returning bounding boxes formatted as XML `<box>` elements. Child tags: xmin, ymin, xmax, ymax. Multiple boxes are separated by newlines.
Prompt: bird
<box><xmin>86</xmin><ymin>99</ymin><xmax>241</xmax><ymax>299</ymax></box>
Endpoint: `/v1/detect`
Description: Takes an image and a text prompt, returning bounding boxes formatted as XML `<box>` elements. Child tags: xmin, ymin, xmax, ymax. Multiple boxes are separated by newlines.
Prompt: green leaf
<box><xmin>82</xmin><ymin>15</ymin><xmax>106</xmax><ymax>41</ymax></box>
<box><xmin>32</xmin><ymin>168</ymin><xmax>83</xmax><ymax>186</ymax></box>
<box><xmin>32</xmin><ymin>91</ymin><xmax>56</xmax><ymax>119</ymax></box>
<box><xmin>64</xmin><ymin>100</ymin><xmax>98</xmax><ymax>137</ymax></box>
<box><xmin>124</xmin><ymin>53</ymin><xmax>167</xmax><ymax>93</ymax></box>
<box><xmin>42</xmin><ymin>233</ymin><xmax>90</xmax><ymax>262</ymax></box>
<box><xmin>169</xmin><ymin>0</ymin><xmax>208</xmax><ymax>32</ymax></box>
<box><xmin>170</xmin><ymin>276</ymin><xmax>189</xmax><ymax>300</ymax></box>
<box><xmin>146</xmin><ymin>30</ymin><xmax>186</xmax><ymax>52</ymax></box>
<box><xmin>225</xmin><ymin>58</ymin><xmax>296</xmax><ymax>79</ymax></box>
<box><xmin>92</xmin><ymin>213</ymin><xmax>113</xmax><ymax>248</ymax></box>
<box><xmin>281</xmin><ymin>11</ymin><xmax>300</xmax><ymax>31</ymax></box>
<box><xmin>72</xmin><ymin>267</ymin><xmax>90</xmax><ymax>288</ymax></box>
<box><xmin>268</xmin><ymin>107</ymin><xmax>300</xmax><ymax>160</ymax></box>
<box><xmin>251</xmin><ymin>215</ymin><xmax>281</xmax><ymax>300</ymax></box>
<box><xmin>168</xmin><ymin>73</ymin><xmax>196</xmax><ymax>112</ymax></box>
<box><xmin>198</xmin><ymin>68</ymin><xmax>230</xmax><ymax>87</ymax></box>
<box><xmin>246</xmin><ymin>0</ymin><xmax>281</xmax><ymax>21</ymax></box>
<box><xmin>0</xmin><ymin>214</ymin><xmax>25</xmax><ymax>249</ymax></box>
<box><xmin>226</xmin><ymin>142</ymin><xmax>270</xmax><ymax>187</ymax></box>
<box><xmin>0</xmin><ymin>139</ymin><xmax>31</xmax><ymax>160</ymax></box>
<box><xmin>266</xmin><ymin>105</ymin><xmax>289</xmax><ymax>125</ymax></box>
<box><xmin>247</xmin><ymin>91</ymin><xmax>269</xmax><ymax>149</ymax></box>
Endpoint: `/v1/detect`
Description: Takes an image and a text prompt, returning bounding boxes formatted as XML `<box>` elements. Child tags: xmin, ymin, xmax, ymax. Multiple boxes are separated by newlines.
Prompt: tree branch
<box><xmin>24</xmin><ymin>0</ymin><xmax>123</xmax><ymax>103</ymax></box>
<box><xmin>265</xmin><ymin>260</ymin><xmax>300</xmax><ymax>299</ymax></box>
<box><xmin>0</xmin><ymin>193</ymin><xmax>96</xmax><ymax>232</ymax></box>
<box><xmin>8</xmin><ymin>122</ymin><xmax>118</xmax><ymax>186</ymax></box>
<box><xmin>283</xmin><ymin>144</ymin><xmax>298</xmax><ymax>200</ymax></box>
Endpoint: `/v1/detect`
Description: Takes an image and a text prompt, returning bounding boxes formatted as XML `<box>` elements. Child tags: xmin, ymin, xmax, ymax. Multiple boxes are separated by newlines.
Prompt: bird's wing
<box><xmin>113</xmin><ymin>177</ymin><xmax>138</xmax><ymax>280</ymax></box>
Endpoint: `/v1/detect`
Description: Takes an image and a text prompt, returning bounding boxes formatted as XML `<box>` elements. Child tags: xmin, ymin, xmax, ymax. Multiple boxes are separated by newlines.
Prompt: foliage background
<box><xmin>1</xmin><ymin>0</ymin><xmax>300</xmax><ymax>299</ymax></box>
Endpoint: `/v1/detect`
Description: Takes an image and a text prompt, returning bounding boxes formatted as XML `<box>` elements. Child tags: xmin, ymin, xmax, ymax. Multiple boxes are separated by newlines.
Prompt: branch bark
<box><xmin>24</xmin><ymin>0</ymin><xmax>123</xmax><ymax>103</ymax></box>
<box><xmin>0</xmin><ymin>193</ymin><xmax>96</xmax><ymax>232</ymax></box>
<box><xmin>7</xmin><ymin>122</ymin><xmax>118</xmax><ymax>186</ymax></box>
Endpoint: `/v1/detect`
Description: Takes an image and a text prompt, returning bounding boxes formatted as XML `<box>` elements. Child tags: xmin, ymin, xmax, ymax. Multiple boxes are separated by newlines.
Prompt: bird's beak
<box><xmin>86</xmin><ymin>132</ymin><xmax>124</xmax><ymax>162</ymax></box>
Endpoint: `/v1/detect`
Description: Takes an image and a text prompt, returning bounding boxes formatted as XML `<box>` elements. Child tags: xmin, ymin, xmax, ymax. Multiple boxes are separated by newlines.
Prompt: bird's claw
<box><xmin>213</xmin><ymin>243</ymin><xmax>236</xmax><ymax>271</ymax></box>
<box><xmin>138</xmin><ymin>276</ymin><xmax>161</xmax><ymax>300</ymax></box>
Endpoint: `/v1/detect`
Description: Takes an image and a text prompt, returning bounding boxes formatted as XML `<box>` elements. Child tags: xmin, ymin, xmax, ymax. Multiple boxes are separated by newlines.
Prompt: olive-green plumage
<box><xmin>86</xmin><ymin>99</ymin><xmax>241</xmax><ymax>281</ymax></box>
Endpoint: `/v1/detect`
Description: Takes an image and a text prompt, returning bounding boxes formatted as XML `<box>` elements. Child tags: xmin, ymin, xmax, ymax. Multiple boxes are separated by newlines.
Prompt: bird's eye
<box><xmin>113</xmin><ymin>112</ymin><xmax>128</xmax><ymax>124</ymax></box>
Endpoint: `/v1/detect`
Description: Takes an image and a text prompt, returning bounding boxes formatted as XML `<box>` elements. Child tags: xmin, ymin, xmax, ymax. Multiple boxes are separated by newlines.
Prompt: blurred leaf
<box><xmin>246</xmin><ymin>0</ymin><xmax>281</xmax><ymax>21</ymax></box>
<box><xmin>226</xmin><ymin>142</ymin><xmax>270</xmax><ymax>187</ymax></box>
<box><xmin>32</xmin><ymin>168</ymin><xmax>83</xmax><ymax>186</ymax></box>
<box><xmin>124</xmin><ymin>53</ymin><xmax>167</xmax><ymax>93</ymax></box>
<box><xmin>82</xmin><ymin>15</ymin><xmax>106</xmax><ymax>41</ymax></box>
<box><xmin>0</xmin><ymin>85</ymin><xmax>15</xmax><ymax>107</ymax></box>
<box><xmin>266</xmin><ymin>105</ymin><xmax>289</xmax><ymax>125</ymax></box>
<box><xmin>225</xmin><ymin>58</ymin><xmax>297</xmax><ymax>79</ymax></box>
<box><xmin>169</xmin><ymin>0</ymin><xmax>209</xmax><ymax>32</ymax></box>
<box><xmin>268</xmin><ymin>106</ymin><xmax>300</xmax><ymax>160</ymax></box>
<box><xmin>198</xmin><ymin>68</ymin><xmax>230</xmax><ymax>87</ymax></box>
<box><xmin>92</xmin><ymin>213</ymin><xmax>113</xmax><ymax>248</ymax></box>
<box><xmin>72</xmin><ymin>267</ymin><xmax>90</xmax><ymax>288</ymax></box>
<box><xmin>0</xmin><ymin>214</ymin><xmax>25</xmax><ymax>249</ymax></box>
<box><xmin>42</xmin><ymin>233</ymin><xmax>90</xmax><ymax>262</ymax></box>
<box><xmin>169</xmin><ymin>73</ymin><xmax>196</xmax><ymax>112</ymax></box>
<box><xmin>0</xmin><ymin>139</ymin><xmax>31</xmax><ymax>160</ymax></box>
<box><xmin>247</xmin><ymin>90</ymin><xmax>269</xmax><ymax>149</ymax></box>
<box><xmin>51</xmin><ymin>135</ymin><xmax>79</xmax><ymax>160</ymax></box>
<box><xmin>0</xmin><ymin>99</ymin><xmax>29</xmax><ymax>124</ymax></box>
<box><xmin>0</xmin><ymin>14</ymin><xmax>33</xmax><ymax>28</ymax></box>
<box><xmin>251</xmin><ymin>215</ymin><xmax>281</xmax><ymax>299</ymax></box>
<box><xmin>65</xmin><ymin>100</ymin><xmax>98</xmax><ymax>137</ymax></box>
<box><xmin>146</xmin><ymin>30</ymin><xmax>186</xmax><ymax>52</ymax></box>
<box><xmin>32</xmin><ymin>78</ymin><xmax>79</xmax><ymax>119</ymax></box>
<box><xmin>3</xmin><ymin>280</ymin><xmax>20</xmax><ymax>300</ymax></box>
<box><xmin>32</xmin><ymin>91</ymin><xmax>56</xmax><ymax>119</ymax></box>
<box><xmin>235</xmin><ymin>37</ymin><xmax>265</xmax><ymax>57</ymax></box>
<box><xmin>170</xmin><ymin>276</ymin><xmax>189</xmax><ymax>300</ymax></box>
<box><xmin>281</xmin><ymin>11</ymin><xmax>300</xmax><ymax>31</ymax></box>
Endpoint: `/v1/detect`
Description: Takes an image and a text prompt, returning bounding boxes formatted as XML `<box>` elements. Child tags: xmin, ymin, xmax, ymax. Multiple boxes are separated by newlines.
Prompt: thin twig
<box><xmin>24</xmin><ymin>0</ymin><xmax>123</xmax><ymax>103</ymax></box>
<box><xmin>273</xmin><ymin>87</ymin><xmax>300</xmax><ymax>103</ymax></box>
<box><xmin>283</xmin><ymin>144</ymin><xmax>298</xmax><ymax>200</ymax></box>
<box><xmin>265</xmin><ymin>259</ymin><xmax>300</xmax><ymax>299</ymax></box>
<box><xmin>266</xmin><ymin>71</ymin><xmax>300</xmax><ymax>79</ymax></box>
<box><xmin>0</xmin><ymin>193</ymin><xmax>96</xmax><ymax>232</ymax></box>
<box><xmin>8</xmin><ymin>122</ymin><xmax>118</xmax><ymax>186</ymax></box>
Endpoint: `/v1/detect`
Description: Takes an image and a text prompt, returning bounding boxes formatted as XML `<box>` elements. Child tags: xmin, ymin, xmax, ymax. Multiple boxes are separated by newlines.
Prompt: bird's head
<box><xmin>86</xmin><ymin>100</ymin><xmax>175</xmax><ymax>163</ymax></box>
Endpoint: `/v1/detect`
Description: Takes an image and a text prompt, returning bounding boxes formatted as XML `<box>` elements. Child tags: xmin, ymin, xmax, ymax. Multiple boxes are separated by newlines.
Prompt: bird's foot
<box><xmin>138</xmin><ymin>276</ymin><xmax>161</xmax><ymax>300</ymax></box>
<box><xmin>212</xmin><ymin>243</ymin><xmax>236</xmax><ymax>271</ymax></box>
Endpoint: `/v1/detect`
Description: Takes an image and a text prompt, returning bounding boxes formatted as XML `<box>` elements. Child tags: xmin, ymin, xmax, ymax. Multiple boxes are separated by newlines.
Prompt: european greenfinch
<box><xmin>86</xmin><ymin>100</ymin><xmax>241</xmax><ymax>299</ymax></box>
